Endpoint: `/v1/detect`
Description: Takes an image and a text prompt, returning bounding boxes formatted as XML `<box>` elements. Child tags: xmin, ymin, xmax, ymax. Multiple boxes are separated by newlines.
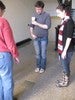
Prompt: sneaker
<box><xmin>35</xmin><ymin>68</ymin><xmax>40</xmax><ymax>72</ymax></box>
<box><xmin>39</xmin><ymin>68</ymin><xmax>45</xmax><ymax>73</ymax></box>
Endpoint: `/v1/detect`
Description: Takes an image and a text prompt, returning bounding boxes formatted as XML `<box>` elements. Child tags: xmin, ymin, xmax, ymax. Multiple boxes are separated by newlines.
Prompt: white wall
<box><xmin>72</xmin><ymin>0</ymin><xmax>75</xmax><ymax>9</ymax></box>
<box><xmin>2</xmin><ymin>0</ymin><xmax>59</xmax><ymax>42</ymax></box>
<box><xmin>44</xmin><ymin>0</ymin><xmax>58</xmax><ymax>16</ymax></box>
<box><xmin>3</xmin><ymin>0</ymin><xmax>36</xmax><ymax>43</ymax></box>
<box><xmin>43</xmin><ymin>0</ymin><xmax>60</xmax><ymax>41</ymax></box>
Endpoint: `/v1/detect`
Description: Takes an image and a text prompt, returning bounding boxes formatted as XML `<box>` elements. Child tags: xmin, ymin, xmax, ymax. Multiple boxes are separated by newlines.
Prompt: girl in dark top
<box><xmin>56</xmin><ymin>4</ymin><xmax>74</xmax><ymax>87</ymax></box>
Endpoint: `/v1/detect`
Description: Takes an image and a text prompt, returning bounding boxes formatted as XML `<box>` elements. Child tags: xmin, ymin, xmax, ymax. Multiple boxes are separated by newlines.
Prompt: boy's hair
<box><xmin>35</xmin><ymin>1</ymin><xmax>44</xmax><ymax>8</ymax></box>
<box><xmin>0</xmin><ymin>1</ymin><xmax>6</xmax><ymax>10</ymax></box>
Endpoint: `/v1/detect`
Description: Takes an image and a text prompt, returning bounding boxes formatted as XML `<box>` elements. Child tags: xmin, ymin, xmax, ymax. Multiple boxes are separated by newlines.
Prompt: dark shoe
<box><xmin>13</xmin><ymin>96</ymin><xmax>18</xmax><ymax>100</ymax></box>
<box><xmin>56</xmin><ymin>74</ymin><xmax>69</xmax><ymax>87</ymax></box>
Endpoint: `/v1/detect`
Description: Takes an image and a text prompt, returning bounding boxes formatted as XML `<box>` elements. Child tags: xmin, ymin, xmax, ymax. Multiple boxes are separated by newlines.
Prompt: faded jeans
<box><xmin>33</xmin><ymin>37</ymin><xmax>48</xmax><ymax>70</ymax></box>
<box><xmin>0</xmin><ymin>52</ymin><xmax>13</xmax><ymax>100</ymax></box>
<box><xmin>59</xmin><ymin>52</ymin><xmax>73</xmax><ymax>76</ymax></box>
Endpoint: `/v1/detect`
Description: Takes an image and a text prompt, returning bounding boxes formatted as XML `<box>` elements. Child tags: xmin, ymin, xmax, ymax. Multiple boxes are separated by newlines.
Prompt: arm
<box><xmin>32</xmin><ymin>21</ymin><xmax>48</xmax><ymax>29</ymax></box>
<box><xmin>61</xmin><ymin>38</ymin><xmax>71</xmax><ymax>59</ymax></box>
<box><xmin>32</xmin><ymin>14</ymin><xmax>51</xmax><ymax>30</ymax></box>
<box><xmin>3</xmin><ymin>19</ymin><xmax>19</xmax><ymax>63</ymax></box>
<box><xmin>61</xmin><ymin>19</ymin><xmax>74</xmax><ymax>59</ymax></box>
<box><xmin>29</xmin><ymin>27</ymin><xmax>37</xmax><ymax>39</ymax></box>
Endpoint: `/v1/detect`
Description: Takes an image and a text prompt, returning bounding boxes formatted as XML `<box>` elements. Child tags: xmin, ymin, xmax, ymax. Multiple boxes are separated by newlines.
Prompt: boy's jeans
<box><xmin>0</xmin><ymin>52</ymin><xmax>13</xmax><ymax>100</ymax></box>
<box><xmin>33</xmin><ymin>37</ymin><xmax>48</xmax><ymax>70</ymax></box>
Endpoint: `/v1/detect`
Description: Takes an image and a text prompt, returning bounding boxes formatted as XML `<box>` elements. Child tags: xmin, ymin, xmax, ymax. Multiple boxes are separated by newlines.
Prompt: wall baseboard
<box><xmin>16</xmin><ymin>38</ymin><xmax>32</xmax><ymax>46</ymax></box>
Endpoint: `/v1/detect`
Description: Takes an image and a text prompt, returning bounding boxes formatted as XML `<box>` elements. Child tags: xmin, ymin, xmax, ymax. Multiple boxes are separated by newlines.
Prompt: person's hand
<box><xmin>61</xmin><ymin>51</ymin><xmax>66</xmax><ymax>59</ymax></box>
<box><xmin>31</xmin><ymin>34</ymin><xmax>37</xmax><ymax>39</ymax></box>
<box><xmin>32</xmin><ymin>20</ymin><xmax>38</xmax><ymax>26</ymax></box>
<box><xmin>15</xmin><ymin>57</ymin><xmax>19</xmax><ymax>64</ymax></box>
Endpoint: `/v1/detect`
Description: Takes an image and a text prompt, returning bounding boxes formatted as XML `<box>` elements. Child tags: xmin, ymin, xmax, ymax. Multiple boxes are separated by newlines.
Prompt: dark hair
<box><xmin>0</xmin><ymin>1</ymin><xmax>6</xmax><ymax>10</ymax></box>
<box><xmin>56</xmin><ymin>4</ymin><xmax>71</xmax><ymax>16</ymax></box>
<box><xmin>35</xmin><ymin>1</ymin><xmax>44</xmax><ymax>8</ymax></box>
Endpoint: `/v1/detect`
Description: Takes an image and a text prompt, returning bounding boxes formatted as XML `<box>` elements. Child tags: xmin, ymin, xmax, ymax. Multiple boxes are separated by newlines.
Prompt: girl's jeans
<box><xmin>60</xmin><ymin>52</ymin><xmax>73</xmax><ymax>76</ymax></box>
<box><xmin>33</xmin><ymin>37</ymin><xmax>48</xmax><ymax>70</ymax></box>
<box><xmin>0</xmin><ymin>52</ymin><xmax>13</xmax><ymax>100</ymax></box>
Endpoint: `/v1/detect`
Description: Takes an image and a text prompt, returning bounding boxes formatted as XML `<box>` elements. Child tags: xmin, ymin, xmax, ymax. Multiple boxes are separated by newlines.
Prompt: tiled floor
<box><xmin>13</xmin><ymin>41</ymin><xmax>75</xmax><ymax>100</ymax></box>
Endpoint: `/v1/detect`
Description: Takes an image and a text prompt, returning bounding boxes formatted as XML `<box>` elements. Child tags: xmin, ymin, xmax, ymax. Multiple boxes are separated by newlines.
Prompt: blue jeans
<box><xmin>60</xmin><ymin>52</ymin><xmax>73</xmax><ymax>76</ymax></box>
<box><xmin>0</xmin><ymin>52</ymin><xmax>13</xmax><ymax>100</ymax></box>
<box><xmin>33</xmin><ymin>37</ymin><xmax>48</xmax><ymax>70</ymax></box>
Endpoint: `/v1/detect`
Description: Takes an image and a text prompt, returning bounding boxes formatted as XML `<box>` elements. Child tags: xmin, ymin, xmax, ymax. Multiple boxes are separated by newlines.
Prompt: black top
<box><xmin>63</xmin><ymin>18</ymin><xmax>74</xmax><ymax>52</ymax></box>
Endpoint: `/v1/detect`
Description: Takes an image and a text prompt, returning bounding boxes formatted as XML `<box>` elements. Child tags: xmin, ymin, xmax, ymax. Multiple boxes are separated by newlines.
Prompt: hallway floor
<box><xmin>13</xmin><ymin>41</ymin><xmax>75</xmax><ymax>100</ymax></box>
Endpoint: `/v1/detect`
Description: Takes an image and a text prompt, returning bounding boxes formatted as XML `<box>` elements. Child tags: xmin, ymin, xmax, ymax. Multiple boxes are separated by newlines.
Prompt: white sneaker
<box><xmin>39</xmin><ymin>68</ymin><xmax>45</xmax><ymax>73</ymax></box>
<box><xmin>35</xmin><ymin>68</ymin><xmax>40</xmax><ymax>72</ymax></box>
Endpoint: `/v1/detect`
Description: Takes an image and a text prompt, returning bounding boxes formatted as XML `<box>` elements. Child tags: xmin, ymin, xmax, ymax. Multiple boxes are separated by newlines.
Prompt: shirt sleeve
<box><xmin>45</xmin><ymin>14</ymin><xmax>51</xmax><ymax>29</ymax></box>
<box><xmin>66</xmin><ymin>19</ymin><xmax>74</xmax><ymax>38</ymax></box>
<box><xmin>3</xmin><ymin>19</ymin><xmax>19</xmax><ymax>58</ymax></box>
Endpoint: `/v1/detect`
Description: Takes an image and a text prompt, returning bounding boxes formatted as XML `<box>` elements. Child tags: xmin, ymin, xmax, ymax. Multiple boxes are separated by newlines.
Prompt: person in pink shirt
<box><xmin>0</xmin><ymin>1</ymin><xmax>19</xmax><ymax>100</ymax></box>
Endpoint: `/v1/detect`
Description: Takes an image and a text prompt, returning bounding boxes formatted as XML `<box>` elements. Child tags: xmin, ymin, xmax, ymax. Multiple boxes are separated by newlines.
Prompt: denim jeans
<box><xmin>0</xmin><ymin>52</ymin><xmax>13</xmax><ymax>100</ymax></box>
<box><xmin>60</xmin><ymin>52</ymin><xmax>73</xmax><ymax>76</ymax></box>
<box><xmin>33</xmin><ymin>37</ymin><xmax>48</xmax><ymax>70</ymax></box>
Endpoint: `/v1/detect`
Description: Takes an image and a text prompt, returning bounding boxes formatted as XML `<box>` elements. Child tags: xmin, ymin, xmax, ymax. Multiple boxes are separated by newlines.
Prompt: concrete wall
<box><xmin>72</xmin><ymin>0</ymin><xmax>75</xmax><ymax>9</ymax></box>
<box><xmin>3</xmin><ymin>0</ymin><xmax>36</xmax><ymax>43</ymax></box>
<box><xmin>49</xmin><ymin>17</ymin><xmax>61</xmax><ymax>41</ymax></box>
<box><xmin>43</xmin><ymin>0</ymin><xmax>61</xmax><ymax>41</ymax></box>
<box><xmin>2</xmin><ymin>0</ymin><xmax>60</xmax><ymax>42</ymax></box>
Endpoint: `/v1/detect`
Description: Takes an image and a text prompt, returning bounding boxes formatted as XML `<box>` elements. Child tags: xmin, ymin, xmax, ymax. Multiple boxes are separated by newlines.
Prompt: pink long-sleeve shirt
<box><xmin>0</xmin><ymin>17</ymin><xmax>19</xmax><ymax>58</ymax></box>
